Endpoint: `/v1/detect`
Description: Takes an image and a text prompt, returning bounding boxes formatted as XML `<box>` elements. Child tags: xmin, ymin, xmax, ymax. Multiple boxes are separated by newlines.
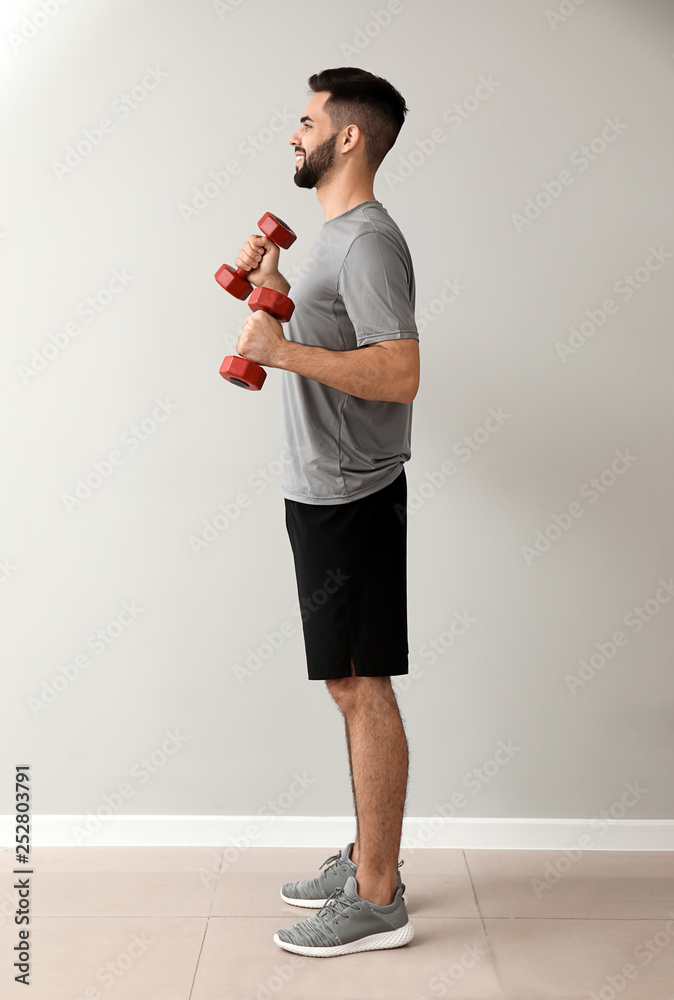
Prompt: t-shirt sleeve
<box><xmin>337</xmin><ymin>231</ymin><xmax>419</xmax><ymax>347</ymax></box>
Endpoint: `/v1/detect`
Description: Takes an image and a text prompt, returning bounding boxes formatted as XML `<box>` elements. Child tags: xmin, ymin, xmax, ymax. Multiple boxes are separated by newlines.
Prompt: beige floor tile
<box><xmin>24</xmin><ymin>845</ymin><xmax>223</xmax><ymax>872</ymax></box>
<box><xmin>2</xmin><ymin>846</ymin><xmax>220</xmax><ymax>917</ymax></box>
<box><xmin>401</xmin><ymin>872</ymin><xmax>480</xmax><ymax>918</ymax></box>
<box><xmin>486</xmin><ymin>916</ymin><xmax>674</xmax><ymax>1000</ymax></box>
<box><xmin>191</xmin><ymin>916</ymin><xmax>504</xmax><ymax>1000</ymax></box>
<box><xmin>398</xmin><ymin>847</ymin><xmax>471</xmax><ymax>874</ymax></box>
<box><xmin>465</xmin><ymin>849</ymin><xmax>674</xmax><ymax>918</ymax></box>
<box><xmin>31</xmin><ymin>870</ymin><xmax>216</xmax><ymax>917</ymax></box>
<box><xmin>0</xmin><ymin>915</ymin><xmax>204</xmax><ymax>1000</ymax></box>
<box><xmin>0</xmin><ymin>845</ymin><xmax>15</xmax><ymax>871</ymax></box>
<box><xmin>212</xmin><ymin>844</ymin><xmax>349</xmax><ymax>873</ymax></box>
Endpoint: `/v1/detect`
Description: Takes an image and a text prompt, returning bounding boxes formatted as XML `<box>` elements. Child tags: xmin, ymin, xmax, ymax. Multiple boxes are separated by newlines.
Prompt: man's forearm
<box><xmin>255</xmin><ymin>273</ymin><xmax>415</xmax><ymax>402</ymax></box>
<box><xmin>275</xmin><ymin>339</ymin><xmax>413</xmax><ymax>403</ymax></box>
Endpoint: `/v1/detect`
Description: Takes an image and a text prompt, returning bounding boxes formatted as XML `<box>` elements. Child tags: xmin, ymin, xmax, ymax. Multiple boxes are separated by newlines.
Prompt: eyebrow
<box><xmin>300</xmin><ymin>116</ymin><xmax>315</xmax><ymax>124</ymax></box>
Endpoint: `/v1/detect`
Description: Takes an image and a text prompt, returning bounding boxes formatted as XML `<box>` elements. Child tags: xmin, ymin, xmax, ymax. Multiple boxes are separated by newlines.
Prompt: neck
<box><xmin>316</xmin><ymin>176</ymin><xmax>377</xmax><ymax>221</ymax></box>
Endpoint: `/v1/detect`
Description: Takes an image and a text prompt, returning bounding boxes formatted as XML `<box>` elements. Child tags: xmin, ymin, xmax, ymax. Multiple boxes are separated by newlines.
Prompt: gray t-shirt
<box><xmin>280</xmin><ymin>200</ymin><xmax>418</xmax><ymax>505</ymax></box>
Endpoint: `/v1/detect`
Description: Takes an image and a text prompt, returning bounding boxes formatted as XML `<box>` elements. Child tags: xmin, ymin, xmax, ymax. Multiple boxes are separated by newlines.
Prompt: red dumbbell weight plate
<box><xmin>258</xmin><ymin>212</ymin><xmax>297</xmax><ymax>250</ymax></box>
<box><xmin>219</xmin><ymin>355</ymin><xmax>267</xmax><ymax>391</ymax></box>
<box><xmin>214</xmin><ymin>263</ymin><xmax>253</xmax><ymax>300</ymax></box>
<box><xmin>248</xmin><ymin>286</ymin><xmax>295</xmax><ymax>322</ymax></box>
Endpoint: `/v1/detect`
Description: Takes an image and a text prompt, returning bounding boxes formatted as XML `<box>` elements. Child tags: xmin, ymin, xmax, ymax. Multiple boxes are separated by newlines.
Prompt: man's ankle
<box><xmin>355</xmin><ymin>873</ymin><xmax>397</xmax><ymax>906</ymax></box>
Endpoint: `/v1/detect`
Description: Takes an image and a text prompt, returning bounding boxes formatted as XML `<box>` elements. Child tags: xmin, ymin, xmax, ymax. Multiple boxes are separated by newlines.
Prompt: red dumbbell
<box><xmin>215</xmin><ymin>212</ymin><xmax>296</xmax><ymax>300</ymax></box>
<box><xmin>219</xmin><ymin>283</ymin><xmax>295</xmax><ymax>390</ymax></box>
<box><xmin>215</xmin><ymin>212</ymin><xmax>296</xmax><ymax>390</ymax></box>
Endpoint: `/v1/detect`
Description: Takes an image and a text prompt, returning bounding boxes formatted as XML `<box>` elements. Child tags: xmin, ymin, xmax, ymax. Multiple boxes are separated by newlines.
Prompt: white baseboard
<box><xmin>1</xmin><ymin>816</ymin><xmax>673</xmax><ymax>850</ymax></box>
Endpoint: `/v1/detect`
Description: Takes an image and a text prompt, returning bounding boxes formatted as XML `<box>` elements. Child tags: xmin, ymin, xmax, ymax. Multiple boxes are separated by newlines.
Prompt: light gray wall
<box><xmin>2</xmin><ymin>0</ymin><xmax>673</xmax><ymax>826</ymax></box>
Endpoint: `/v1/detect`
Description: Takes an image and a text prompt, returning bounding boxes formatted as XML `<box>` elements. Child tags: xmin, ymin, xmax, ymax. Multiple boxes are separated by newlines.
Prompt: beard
<box><xmin>293</xmin><ymin>131</ymin><xmax>340</xmax><ymax>189</ymax></box>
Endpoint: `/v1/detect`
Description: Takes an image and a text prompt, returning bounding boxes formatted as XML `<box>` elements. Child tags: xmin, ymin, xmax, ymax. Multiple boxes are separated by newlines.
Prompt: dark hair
<box><xmin>307</xmin><ymin>67</ymin><xmax>408</xmax><ymax>170</ymax></box>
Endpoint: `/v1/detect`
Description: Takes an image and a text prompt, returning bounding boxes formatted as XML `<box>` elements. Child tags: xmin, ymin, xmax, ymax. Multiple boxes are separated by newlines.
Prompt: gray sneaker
<box><xmin>280</xmin><ymin>842</ymin><xmax>404</xmax><ymax>908</ymax></box>
<box><xmin>274</xmin><ymin>874</ymin><xmax>414</xmax><ymax>957</ymax></box>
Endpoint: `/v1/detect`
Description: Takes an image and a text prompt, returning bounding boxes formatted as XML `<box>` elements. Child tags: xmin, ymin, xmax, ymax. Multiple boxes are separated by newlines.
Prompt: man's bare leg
<box><xmin>327</xmin><ymin>665</ymin><xmax>409</xmax><ymax>905</ymax></box>
<box><xmin>343</xmin><ymin>714</ymin><xmax>360</xmax><ymax>862</ymax></box>
<box><xmin>343</xmin><ymin>656</ymin><xmax>359</xmax><ymax>863</ymax></box>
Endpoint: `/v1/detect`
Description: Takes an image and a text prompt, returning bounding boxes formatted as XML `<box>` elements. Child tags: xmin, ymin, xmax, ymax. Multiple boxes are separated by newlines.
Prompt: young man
<box><xmin>234</xmin><ymin>67</ymin><xmax>419</xmax><ymax>958</ymax></box>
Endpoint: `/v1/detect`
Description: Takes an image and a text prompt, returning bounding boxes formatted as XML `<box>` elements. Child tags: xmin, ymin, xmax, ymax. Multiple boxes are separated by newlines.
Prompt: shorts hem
<box><xmin>307</xmin><ymin>656</ymin><xmax>409</xmax><ymax>681</ymax></box>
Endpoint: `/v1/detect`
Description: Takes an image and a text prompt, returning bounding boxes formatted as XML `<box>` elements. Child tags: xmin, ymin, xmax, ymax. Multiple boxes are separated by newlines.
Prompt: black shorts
<box><xmin>284</xmin><ymin>468</ymin><xmax>409</xmax><ymax>680</ymax></box>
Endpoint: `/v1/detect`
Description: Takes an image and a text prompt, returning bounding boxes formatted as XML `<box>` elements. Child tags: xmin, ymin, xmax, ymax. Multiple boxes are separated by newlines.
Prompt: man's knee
<box><xmin>325</xmin><ymin>674</ymin><xmax>393</xmax><ymax>706</ymax></box>
<box><xmin>325</xmin><ymin>675</ymin><xmax>356</xmax><ymax>701</ymax></box>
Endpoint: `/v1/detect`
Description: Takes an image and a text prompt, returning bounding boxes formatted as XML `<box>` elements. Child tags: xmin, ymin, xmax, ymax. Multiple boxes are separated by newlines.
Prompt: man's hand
<box><xmin>237</xmin><ymin>310</ymin><xmax>287</xmax><ymax>368</ymax></box>
<box><xmin>235</xmin><ymin>234</ymin><xmax>281</xmax><ymax>289</ymax></box>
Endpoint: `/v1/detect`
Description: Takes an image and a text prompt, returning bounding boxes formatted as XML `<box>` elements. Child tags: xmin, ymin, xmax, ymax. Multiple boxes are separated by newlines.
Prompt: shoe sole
<box><xmin>280</xmin><ymin>889</ymin><xmax>328</xmax><ymax>908</ymax></box>
<box><xmin>273</xmin><ymin>919</ymin><xmax>414</xmax><ymax>957</ymax></box>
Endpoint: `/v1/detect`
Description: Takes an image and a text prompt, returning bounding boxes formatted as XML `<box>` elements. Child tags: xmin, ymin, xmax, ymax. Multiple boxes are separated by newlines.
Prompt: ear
<box><xmin>343</xmin><ymin>124</ymin><xmax>362</xmax><ymax>152</ymax></box>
